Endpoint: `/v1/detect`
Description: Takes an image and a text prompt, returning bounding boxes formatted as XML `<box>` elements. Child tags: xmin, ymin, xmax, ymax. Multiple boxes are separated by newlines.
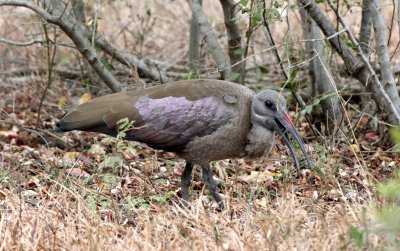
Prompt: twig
<box><xmin>240</xmin><ymin>0</ymin><xmax>255</xmax><ymax>85</ymax></box>
<box><xmin>0</xmin><ymin>35</ymin><xmax>76</xmax><ymax>49</ymax></box>
<box><xmin>261</xmin><ymin>1</ymin><xmax>320</xmax><ymax>142</ymax></box>
<box><xmin>36</xmin><ymin>23</ymin><xmax>57</xmax><ymax>129</ymax></box>
<box><xmin>0</xmin><ymin>37</ymin><xmax>43</xmax><ymax>46</ymax></box>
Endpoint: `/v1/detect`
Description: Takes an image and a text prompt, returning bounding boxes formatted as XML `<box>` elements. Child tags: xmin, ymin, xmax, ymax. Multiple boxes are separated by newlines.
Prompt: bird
<box><xmin>56</xmin><ymin>79</ymin><xmax>312</xmax><ymax>209</ymax></box>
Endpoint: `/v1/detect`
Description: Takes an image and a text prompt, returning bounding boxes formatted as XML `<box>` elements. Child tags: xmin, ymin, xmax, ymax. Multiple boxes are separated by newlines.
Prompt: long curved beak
<box><xmin>272</xmin><ymin>112</ymin><xmax>312</xmax><ymax>176</ymax></box>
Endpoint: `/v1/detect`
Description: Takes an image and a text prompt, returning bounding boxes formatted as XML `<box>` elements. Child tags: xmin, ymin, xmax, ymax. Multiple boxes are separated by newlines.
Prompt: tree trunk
<box><xmin>300</xmin><ymin>8</ymin><xmax>343</xmax><ymax>134</ymax></box>
<box><xmin>189</xmin><ymin>0</ymin><xmax>202</xmax><ymax>78</ymax></box>
<box><xmin>369</xmin><ymin>0</ymin><xmax>400</xmax><ymax>111</ymax></box>
<box><xmin>71</xmin><ymin>0</ymin><xmax>105</xmax><ymax>94</ymax></box>
<box><xmin>220</xmin><ymin>0</ymin><xmax>242</xmax><ymax>83</ymax></box>
<box><xmin>187</xmin><ymin>0</ymin><xmax>231</xmax><ymax>80</ymax></box>
<box><xmin>297</xmin><ymin>0</ymin><xmax>400</xmax><ymax>125</ymax></box>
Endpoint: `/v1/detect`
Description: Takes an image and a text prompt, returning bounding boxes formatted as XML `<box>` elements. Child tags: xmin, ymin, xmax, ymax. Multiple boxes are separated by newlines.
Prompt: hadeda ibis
<box><xmin>57</xmin><ymin>79</ymin><xmax>312</xmax><ymax>209</ymax></box>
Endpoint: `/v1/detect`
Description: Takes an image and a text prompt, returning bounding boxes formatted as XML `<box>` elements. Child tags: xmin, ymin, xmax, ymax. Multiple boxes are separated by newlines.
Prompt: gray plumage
<box><xmin>57</xmin><ymin>79</ymin><xmax>311</xmax><ymax>209</ymax></box>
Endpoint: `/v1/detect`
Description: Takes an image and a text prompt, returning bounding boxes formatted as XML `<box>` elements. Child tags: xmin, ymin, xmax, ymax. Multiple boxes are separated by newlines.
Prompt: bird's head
<box><xmin>252</xmin><ymin>90</ymin><xmax>312</xmax><ymax>175</ymax></box>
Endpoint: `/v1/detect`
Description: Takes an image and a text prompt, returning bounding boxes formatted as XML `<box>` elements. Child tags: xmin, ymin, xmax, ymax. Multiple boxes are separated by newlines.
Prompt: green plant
<box><xmin>348</xmin><ymin>128</ymin><xmax>400</xmax><ymax>249</ymax></box>
<box><xmin>301</xmin><ymin>92</ymin><xmax>337</xmax><ymax>116</ymax></box>
<box><xmin>124</xmin><ymin>196</ymin><xmax>149</xmax><ymax>210</ymax></box>
<box><xmin>99</xmin><ymin>118</ymin><xmax>136</xmax><ymax>172</ymax></box>
<box><xmin>150</xmin><ymin>191</ymin><xmax>176</xmax><ymax>204</ymax></box>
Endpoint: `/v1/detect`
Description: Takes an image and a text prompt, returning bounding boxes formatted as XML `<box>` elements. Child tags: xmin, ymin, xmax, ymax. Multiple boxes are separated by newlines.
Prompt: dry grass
<box><xmin>1</xmin><ymin>0</ymin><xmax>400</xmax><ymax>250</ymax></box>
<box><xmin>0</xmin><ymin>179</ymin><xmax>362</xmax><ymax>250</ymax></box>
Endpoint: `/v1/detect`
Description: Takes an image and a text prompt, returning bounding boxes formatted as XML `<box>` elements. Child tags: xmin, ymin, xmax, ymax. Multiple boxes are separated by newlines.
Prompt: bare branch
<box><xmin>359</xmin><ymin>0</ymin><xmax>372</xmax><ymax>55</ymax></box>
<box><xmin>0</xmin><ymin>37</ymin><xmax>43</xmax><ymax>46</ymax></box>
<box><xmin>0</xmin><ymin>0</ymin><xmax>169</xmax><ymax>90</ymax></box>
<box><xmin>298</xmin><ymin>0</ymin><xmax>400</xmax><ymax>125</ymax></box>
<box><xmin>95</xmin><ymin>38</ymin><xmax>169</xmax><ymax>84</ymax></box>
<box><xmin>0</xmin><ymin>0</ymin><xmax>122</xmax><ymax>92</ymax></box>
<box><xmin>369</xmin><ymin>0</ymin><xmax>400</xmax><ymax>106</ymax></box>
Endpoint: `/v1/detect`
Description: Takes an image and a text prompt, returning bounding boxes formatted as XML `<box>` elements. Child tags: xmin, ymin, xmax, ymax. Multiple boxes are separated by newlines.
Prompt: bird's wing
<box><xmin>57</xmin><ymin>80</ymin><xmax>247</xmax><ymax>152</ymax></box>
<box><xmin>124</xmin><ymin>94</ymin><xmax>236</xmax><ymax>151</ymax></box>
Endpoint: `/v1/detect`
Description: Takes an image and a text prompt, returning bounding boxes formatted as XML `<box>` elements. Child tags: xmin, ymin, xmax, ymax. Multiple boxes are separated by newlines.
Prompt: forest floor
<box><xmin>0</xmin><ymin>68</ymin><xmax>399</xmax><ymax>250</ymax></box>
<box><xmin>1</xmin><ymin>0</ymin><xmax>400</xmax><ymax>250</ymax></box>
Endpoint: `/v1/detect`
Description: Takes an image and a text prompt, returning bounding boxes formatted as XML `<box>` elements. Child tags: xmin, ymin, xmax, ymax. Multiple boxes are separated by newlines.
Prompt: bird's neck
<box><xmin>245</xmin><ymin>124</ymin><xmax>275</xmax><ymax>159</ymax></box>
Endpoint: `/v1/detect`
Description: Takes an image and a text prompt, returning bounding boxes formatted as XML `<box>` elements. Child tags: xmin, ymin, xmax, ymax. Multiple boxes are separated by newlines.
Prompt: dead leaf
<box><xmin>238</xmin><ymin>170</ymin><xmax>273</xmax><ymax>183</ymax></box>
<box><xmin>64</xmin><ymin>151</ymin><xmax>80</xmax><ymax>159</ymax></box>
<box><xmin>305</xmin><ymin>190</ymin><xmax>318</xmax><ymax>200</ymax></box>
<box><xmin>58</xmin><ymin>95</ymin><xmax>68</xmax><ymax>108</ymax></box>
<box><xmin>79</xmin><ymin>92</ymin><xmax>92</xmax><ymax>104</ymax></box>
<box><xmin>265</xmin><ymin>164</ymin><xmax>276</xmax><ymax>171</ymax></box>
<box><xmin>255</xmin><ymin>197</ymin><xmax>268</xmax><ymax>207</ymax></box>
<box><xmin>350</xmin><ymin>144</ymin><xmax>360</xmax><ymax>153</ymax></box>
<box><xmin>365</xmin><ymin>132</ymin><xmax>379</xmax><ymax>141</ymax></box>
<box><xmin>88</xmin><ymin>144</ymin><xmax>106</xmax><ymax>155</ymax></box>
<box><xmin>122</xmin><ymin>148</ymin><xmax>137</xmax><ymax>160</ymax></box>
<box><xmin>67</xmin><ymin>167</ymin><xmax>90</xmax><ymax>178</ymax></box>
<box><xmin>358</xmin><ymin>117</ymin><xmax>369</xmax><ymax>127</ymax></box>
<box><xmin>142</xmin><ymin>160</ymin><xmax>154</xmax><ymax>174</ymax></box>
<box><xmin>174</xmin><ymin>168</ymin><xmax>183</xmax><ymax>176</ymax></box>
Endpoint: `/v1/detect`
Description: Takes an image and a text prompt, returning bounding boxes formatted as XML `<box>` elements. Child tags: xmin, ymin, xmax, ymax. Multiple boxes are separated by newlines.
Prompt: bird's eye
<box><xmin>264</xmin><ymin>100</ymin><xmax>274</xmax><ymax>109</ymax></box>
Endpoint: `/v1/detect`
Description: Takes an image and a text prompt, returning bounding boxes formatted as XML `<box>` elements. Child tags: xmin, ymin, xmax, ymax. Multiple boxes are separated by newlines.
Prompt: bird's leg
<box><xmin>180</xmin><ymin>162</ymin><xmax>193</xmax><ymax>208</ymax></box>
<box><xmin>201</xmin><ymin>164</ymin><xmax>224</xmax><ymax>210</ymax></box>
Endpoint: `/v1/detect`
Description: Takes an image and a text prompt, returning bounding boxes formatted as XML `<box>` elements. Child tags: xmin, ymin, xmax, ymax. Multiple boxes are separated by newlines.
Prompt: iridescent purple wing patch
<box><xmin>129</xmin><ymin>96</ymin><xmax>235</xmax><ymax>151</ymax></box>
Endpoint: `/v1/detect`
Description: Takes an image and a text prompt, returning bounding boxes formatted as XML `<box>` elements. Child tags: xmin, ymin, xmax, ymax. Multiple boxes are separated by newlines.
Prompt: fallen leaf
<box><xmin>174</xmin><ymin>168</ymin><xmax>183</xmax><ymax>176</ymax></box>
<box><xmin>365</xmin><ymin>132</ymin><xmax>379</xmax><ymax>141</ymax></box>
<box><xmin>255</xmin><ymin>197</ymin><xmax>268</xmax><ymax>207</ymax></box>
<box><xmin>122</xmin><ymin>148</ymin><xmax>137</xmax><ymax>160</ymax></box>
<box><xmin>58</xmin><ymin>95</ymin><xmax>68</xmax><ymax>108</ymax></box>
<box><xmin>88</xmin><ymin>144</ymin><xmax>106</xmax><ymax>155</ymax></box>
<box><xmin>67</xmin><ymin>167</ymin><xmax>90</xmax><ymax>178</ymax></box>
<box><xmin>64</xmin><ymin>151</ymin><xmax>80</xmax><ymax>159</ymax></box>
<box><xmin>305</xmin><ymin>190</ymin><xmax>318</xmax><ymax>200</ymax></box>
<box><xmin>358</xmin><ymin>117</ymin><xmax>369</xmax><ymax>127</ymax></box>
<box><xmin>350</xmin><ymin>144</ymin><xmax>360</xmax><ymax>153</ymax></box>
<box><xmin>79</xmin><ymin>92</ymin><xmax>92</xmax><ymax>104</ymax></box>
<box><xmin>265</xmin><ymin>164</ymin><xmax>276</xmax><ymax>171</ymax></box>
<box><xmin>238</xmin><ymin>170</ymin><xmax>273</xmax><ymax>183</ymax></box>
<box><xmin>142</xmin><ymin>160</ymin><xmax>154</xmax><ymax>174</ymax></box>
<box><xmin>305</xmin><ymin>144</ymin><xmax>314</xmax><ymax>153</ymax></box>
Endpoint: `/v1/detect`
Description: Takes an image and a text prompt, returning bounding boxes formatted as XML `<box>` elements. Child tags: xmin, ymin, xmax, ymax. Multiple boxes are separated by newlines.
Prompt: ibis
<box><xmin>57</xmin><ymin>79</ymin><xmax>312</xmax><ymax>209</ymax></box>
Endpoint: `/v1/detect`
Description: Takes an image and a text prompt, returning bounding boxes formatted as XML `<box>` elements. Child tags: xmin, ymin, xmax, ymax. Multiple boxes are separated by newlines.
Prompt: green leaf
<box><xmin>231</xmin><ymin>72</ymin><xmax>241</xmax><ymax>81</ymax></box>
<box><xmin>250</xmin><ymin>15</ymin><xmax>261</xmax><ymax>27</ymax></box>
<box><xmin>376</xmin><ymin>207</ymin><xmax>400</xmax><ymax>233</ymax></box>
<box><xmin>100</xmin><ymin>55</ymin><xmax>116</xmax><ymax>72</ymax></box>
<box><xmin>125</xmin><ymin>197</ymin><xmax>149</xmax><ymax>210</ymax></box>
<box><xmin>99</xmin><ymin>156</ymin><xmax>123</xmax><ymax>169</ymax></box>
<box><xmin>389</xmin><ymin>127</ymin><xmax>400</xmax><ymax>149</ymax></box>
<box><xmin>348</xmin><ymin>226</ymin><xmax>365</xmax><ymax>248</ymax></box>
<box><xmin>289</xmin><ymin>68</ymin><xmax>299</xmax><ymax>81</ymax></box>
<box><xmin>312</xmin><ymin>98</ymin><xmax>321</xmax><ymax>106</ymax></box>
<box><xmin>301</xmin><ymin>105</ymin><xmax>313</xmax><ymax>116</ymax></box>
<box><xmin>240</xmin><ymin>0</ymin><xmax>248</xmax><ymax>7</ymax></box>
<box><xmin>150</xmin><ymin>195</ymin><xmax>168</xmax><ymax>203</ymax></box>
<box><xmin>377</xmin><ymin>180</ymin><xmax>400</xmax><ymax>200</ymax></box>
<box><xmin>117</xmin><ymin>117</ymin><xmax>130</xmax><ymax>130</ymax></box>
